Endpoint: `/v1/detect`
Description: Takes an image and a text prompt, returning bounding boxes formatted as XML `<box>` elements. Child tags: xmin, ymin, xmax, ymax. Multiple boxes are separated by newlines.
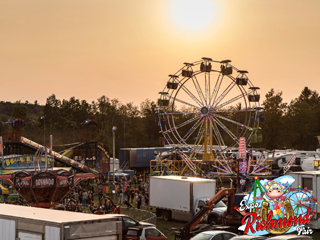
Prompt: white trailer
<box><xmin>289</xmin><ymin>171</ymin><xmax>320</xmax><ymax>229</ymax></box>
<box><xmin>0</xmin><ymin>204</ymin><xmax>122</xmax><ymax>240</ymax></box>
<box><xmin>149</xmin><ymin>176</ymin><xmax>217</xmax><ymax>221</ymax></box>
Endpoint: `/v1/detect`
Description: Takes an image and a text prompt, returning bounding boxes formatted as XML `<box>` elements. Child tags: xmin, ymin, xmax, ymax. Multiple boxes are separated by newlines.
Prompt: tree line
<box><xmin>1</xmin><ymin>87</ymin><xmax>320</xmax><ymax>157</ymax></box>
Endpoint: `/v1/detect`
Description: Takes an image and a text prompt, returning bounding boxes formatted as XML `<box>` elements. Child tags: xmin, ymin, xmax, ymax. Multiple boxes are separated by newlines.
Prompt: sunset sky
<box><xmin>1</xmin><ymin>0</ymin><xmax>320</xmax><ymax>107</ymax></box>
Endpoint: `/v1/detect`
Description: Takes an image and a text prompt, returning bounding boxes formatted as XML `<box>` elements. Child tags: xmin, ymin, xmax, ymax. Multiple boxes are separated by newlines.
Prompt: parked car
<box><xmin>230</xmin><ymin>235</ymin><xmax>267</xmax><ymax>240</ymax></box>
<box><xmin>116</xmin><ymin>214</ymin><xmax>155</xmax><ymax>236</ymax></box>
<box><xmin>266</xmin><ymin>235</ymin><xmax>312</xmax><ymax>240</ymax></box>
<box><xmin>125</xmin><ymin>226</ymin><xmax>167</xmax><ymax>240</ymax></box>
<box><xmin>190</xmin><ymin>230</ymin><xmax>237</xmax><ymax>240</ymax></box>
<box><xmin>191</xmin><ymin>224</ymin><xmax>238</xmax><ymax>237</ymax></box>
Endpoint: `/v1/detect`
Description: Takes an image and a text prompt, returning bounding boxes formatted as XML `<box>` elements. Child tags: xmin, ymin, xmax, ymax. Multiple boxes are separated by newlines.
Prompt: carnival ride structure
<box><xmin>0</xmin><ymin>119</ymin><xmax>110</xmax><ymax>208</ymax></box>
<box><xmin>155</xmin><ymin>58</ymin><xmax>272</xmax><ymax>180</ymax></box>
<box><xmin>0</xmin><ymin>141</ymin><xmax>100</xmax><ymax>208</ymax></box>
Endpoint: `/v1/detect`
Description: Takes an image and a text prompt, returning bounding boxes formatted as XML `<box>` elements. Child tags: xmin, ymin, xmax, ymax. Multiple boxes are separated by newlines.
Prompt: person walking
<box><xmin>130</xmin><ymin>188</ymin><xmax>135</xmax><ymax>203</ymax></box>
<box><xmin>118</xmin><ymin>185</ymin><xmax>123</xmax><ymax>204</ymax></box>
<box><xmin>125</xmin><ymin>186</ymin><xmax>131</xmax><ymax>202</ymax></box>
<box><xmin>82</xmin><ymin>190</ymin><xmax>88</xmax><ymax>207</ymax></box>
<box><xmin>74</xmin><ymin>191</ymin><xmax>79</xmax><ymax>204</ymax></box>
<box><xmin>136</xmin><ymin>193</ymin><xmax>142</xmax><ymax>209</ymax></box>
<box><xmin>144</xmin><ymin>193</ymin><xmax>149</xmax><ymax>211</ymax></box>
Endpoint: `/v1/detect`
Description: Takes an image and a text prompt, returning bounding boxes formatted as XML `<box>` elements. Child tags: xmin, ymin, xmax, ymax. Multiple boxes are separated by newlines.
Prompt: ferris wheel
<box><xmin>157</xmin><ymin>58</ymin><xmax>263</xmax><ymax>161</ymax></box>
<box><xmin>285</xmin><ymin>187</ymin><xmax>317</xmax><ymax>217</ymax></box>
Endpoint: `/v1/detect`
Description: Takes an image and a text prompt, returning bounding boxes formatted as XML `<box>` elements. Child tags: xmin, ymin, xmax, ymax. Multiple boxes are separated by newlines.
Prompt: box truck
<box><xmin>0</xmin><ymin>204</ymin><xmax>122</xmax><ymax>240</ymax></box>
<box><xmin>149</xmin><ymin>176</ymin><xmax>224</xmax><ymax>223</ymax></box>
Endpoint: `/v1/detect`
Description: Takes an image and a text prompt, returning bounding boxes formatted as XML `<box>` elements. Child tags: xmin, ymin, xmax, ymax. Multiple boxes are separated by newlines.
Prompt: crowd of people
<box><xmin>64</xmin><ymin>173</ymin><xmax>152</xmax><ymax>213</ymax></box>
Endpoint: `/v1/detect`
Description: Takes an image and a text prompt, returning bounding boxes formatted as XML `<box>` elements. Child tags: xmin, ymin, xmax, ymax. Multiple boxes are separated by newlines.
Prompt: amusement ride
<box><xmin>154</xmin><ymin>58</ymin><xmax>273</xmax><ymax>185</ymax></box>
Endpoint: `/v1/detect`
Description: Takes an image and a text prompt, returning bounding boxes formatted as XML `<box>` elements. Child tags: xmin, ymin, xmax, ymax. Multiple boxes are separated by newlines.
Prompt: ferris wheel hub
<box><xmin>200</xmin><ymin>106</ymin><xmax>210</xmax><ymax>116</ymax></box>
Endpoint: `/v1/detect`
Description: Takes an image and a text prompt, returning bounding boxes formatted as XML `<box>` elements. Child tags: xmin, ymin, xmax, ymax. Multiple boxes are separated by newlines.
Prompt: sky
<box><xmin>1</xmin><ymin>0</ymin><xmax>320</xmax><ymax>107</ymax></box>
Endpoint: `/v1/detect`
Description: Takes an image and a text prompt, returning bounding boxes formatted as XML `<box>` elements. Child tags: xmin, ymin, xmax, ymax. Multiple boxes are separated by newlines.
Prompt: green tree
<box><xmin>140</xmin><ymin>99</ymin><xmax>160</xmax><ymax>147</ymax></box>
<box><xmin>260</xmin><ymin>89</ymin><xmax>287</xmax><ymax>150</ymax></box>
<box><xmin>12</xmin><ymin>100</ymin><xmax>28</xmax><ymax>121</ymax></box>
<box><xmin>285</xmin><ymin>87</ymin><xmax>320</xmax><ymax>150</ymax></box>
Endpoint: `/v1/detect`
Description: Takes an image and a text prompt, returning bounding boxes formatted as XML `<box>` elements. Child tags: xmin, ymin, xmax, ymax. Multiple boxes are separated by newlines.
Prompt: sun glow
<box><xmin>169</xmin><ymin>0</ymin><xmax>217</xmax><ymax>32</ymax></box>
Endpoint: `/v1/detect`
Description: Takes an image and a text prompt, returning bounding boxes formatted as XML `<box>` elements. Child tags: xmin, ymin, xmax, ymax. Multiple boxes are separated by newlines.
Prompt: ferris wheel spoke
<box><xmin>178</xmin><ymin>82</ymin><xmax>203</xmax><ymax>107</ymax></box>
<box><xmin>162</xmin><ymin>132</ymin><xmax>175</xmax><ymax>145</ymax></box>
<box><xmin>212</xmin><ymin>116</ymin><xmax>239</xmax><ymax>144</ymax></box>
<box><xmin>211</xmin><ymin>80</ymin><xmax>237</xmax><ymax>108</ymax></box>
<box><xmin>293</xmin><ymin>205</ymin><xmax>300</xmax><ymax>215</ymax></box>
<box><xmin>216</xmin><ymin>159</ymin><xmax>234</xmax><ymax>174</ymax></box>
<box><xmin>252</xmin><ymin>157</ymin><xmax>268</xmax><ymax>173</ymax></box>
<box><xmin>216</xmin><ymin>108</ymin><xmax>257</xmax><ymax>113</ymax></box>
<box><xmin>181</xmin><ymin>118</ymin><xmax>203</xmax><ymax>144</ymax></box>
<box><xmin>194</xmin><ymin>121</ymin><xmax>204</xmax><ymax>145</ymax></box>
<box><xmin>215</xmin><ymin>114</ymin><xmax>253</xmax><ymax>131</ymax></box>
<box><xmin>209</xmin><ymin>73</ymin><xmax>223</xmax><ymax>107</ymax></box>
<box><xmin>169</xmin><ymin>96</ymin><xmax>200</xmax><ymax>109</ymax></box>
<box><xmin>300</xmin><ymin>190</ymin><xmax>307</xmax><ymax>202</ymax></box>
<box><xmin>158</xmin><ymin>111</ymin><xmax>199</xmax><ymax>116</ymax></box>
<box><xmin>192</xmin><ymin>75</ymin><xmax>207</xmax><ymax>105</ymax></box>
<box><xmin>205</xmin><ymin>72</ymin><xmax>210</xmax><ymax>104</ymax></box>
<box><xmin>209</xmin><ymin>116</ymin><xmax>226</xmax><ymax>147</ymax></box>
<box><xmin>215</xmin><ymin>90</ymin><xmax>253</xmax><ymax>110</ymax></box>
<box><xmin>293</xmin><ymin>191</ymin><xmax>303</xmax><ymax>206</ymax></box>
<box><xmin>165</xmin><ymin>115</ymin><xmax>201</xmax><ymax>134</ymax></box>
<box><xmin>207</xmin><ymin>73</ymin><xmax>210</xmax><ymax>105</ymax></box>
<box><xmin>300</xmin><ymin>203</ymin><xmax>312</xmax><ymax>210</ymax></box>
<box><xmin>191</xmin><ymin>78</ymin><xmax>205</xmax><ymax>105</ymax></box>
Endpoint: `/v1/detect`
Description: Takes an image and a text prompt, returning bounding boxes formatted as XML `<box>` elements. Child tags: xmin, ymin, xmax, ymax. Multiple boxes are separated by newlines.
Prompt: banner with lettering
<box><xmin>237</xmin><ymin>175</ymin><xmax>316</xmax><ymax>236</ymax></box>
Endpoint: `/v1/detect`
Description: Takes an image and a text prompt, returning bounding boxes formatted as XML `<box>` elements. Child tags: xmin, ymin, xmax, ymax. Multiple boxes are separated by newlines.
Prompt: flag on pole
<box><xmin>50</xmin><ymin>135</ymin><xmax>53</xmax><ymax>153</ymax></box>
<box><xmin>103</xmin><ymin>185</ymin><xmax>111</xmax><ymax>194</ymax></box>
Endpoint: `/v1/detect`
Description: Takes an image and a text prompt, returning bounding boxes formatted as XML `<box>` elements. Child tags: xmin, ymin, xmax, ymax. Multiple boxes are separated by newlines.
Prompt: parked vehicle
<box><xmin>176</xmin><ymin>188</ymin><xmax>242</xmax><ymax>240</ymax></box>
<box><xmin>116</xmin><ymin>214</ymin><xmax>155</xmax><ymax>236</ymax></box>
<box><xmin>125</xmin><ymin>226</ymin><xmax>167</xmax><ymax>240</ymax></box>
<box><xmin>0</xmin><ymin>203</ymin><xmax>122</xmax><ymax>240</ymax></box>
<box><xmin>230</xmin><ymin>235</ymin><xmax>267</xmax><ymax>240</ymax></box>
<box><xmin>190</xmin><ymin>230</ymin><xmax>237</xmax><ymax>240</ymax></box>
<box><xmin>150</xmin><ymin>176</ymin><xmax>221</xmax><ymax>222</ymax></box>
<box><xmin>119</xmin><ymin>147</ymin><xmax>172</xmax><ymax>169</ymax></box>
<box><xmin>266</xmin><ymin>234</ymin><xmax>312</xmax><ymax>240</ymax></box>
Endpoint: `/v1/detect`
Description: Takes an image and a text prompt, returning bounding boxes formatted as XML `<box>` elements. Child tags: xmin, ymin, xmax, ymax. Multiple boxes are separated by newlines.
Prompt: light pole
<box><xmin>41</xmin><ymin>116</ymin><xmax>45</xmax><ymax>147</ymax></box>
<box><xmin>112</xmin><ymin>126</ymin><xmax>117</xmax><ymax>183</ymax></box>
